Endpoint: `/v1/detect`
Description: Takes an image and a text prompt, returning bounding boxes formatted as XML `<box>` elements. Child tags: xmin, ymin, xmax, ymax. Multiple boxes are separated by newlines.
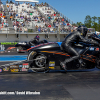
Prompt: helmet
<box><xmin>77</xmin><ymin>25</ymin><xmax>88</xmax><ymax>37</ymax></box>
<box><xmin>34</xmin><ymin>35</ymin><xmax>40</xmax><ymax>40</ymax></box>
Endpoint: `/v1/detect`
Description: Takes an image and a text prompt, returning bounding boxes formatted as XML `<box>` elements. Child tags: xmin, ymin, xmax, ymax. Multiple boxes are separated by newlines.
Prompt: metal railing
<box><xmin>0</xmin><ymin>26</ymin><xmax>95</xmax><ymax>34</ymax></box>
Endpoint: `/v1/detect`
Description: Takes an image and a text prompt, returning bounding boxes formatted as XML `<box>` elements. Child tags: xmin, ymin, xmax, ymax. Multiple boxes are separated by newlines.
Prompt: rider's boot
<box><xmin>60</xmin><ymin>62</ymin><xmax>67</xmax><ymax>71</ymax></box>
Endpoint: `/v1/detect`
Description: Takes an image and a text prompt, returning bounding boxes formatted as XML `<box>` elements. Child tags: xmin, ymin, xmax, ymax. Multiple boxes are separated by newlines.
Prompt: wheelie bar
<box><xmin>0</xmin><ymin>57</ymin><xmax>47</xmax><ymax>68</ymax></box>
<box><xmin>0</xmin><ymin>60</ymin><xmax>31</xmax><ymax>68</ymax></box>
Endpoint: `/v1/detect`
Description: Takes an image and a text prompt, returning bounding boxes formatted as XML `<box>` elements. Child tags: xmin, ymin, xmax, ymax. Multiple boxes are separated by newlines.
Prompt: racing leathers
<box><xmin>61</xmin><ymin>31</ymin><xmax>99</xmax><ymax>71</ymax></box>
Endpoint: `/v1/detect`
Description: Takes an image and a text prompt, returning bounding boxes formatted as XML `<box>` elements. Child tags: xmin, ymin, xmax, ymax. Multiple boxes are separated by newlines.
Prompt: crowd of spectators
<box><xmin>6</xmin><ymin>1</ymin><xmax>55</xmax><ymax>33</ymax></box>
<box><xmin>0</xmin><ymin>4</ymin><xmax>9</xmax><ymax>30</ymax></box>
<box><xmin>5</xmin><ymin>1</ymin><xmax>77</xmax><ymax>33</ymax></box>
<box><xmin>6</xmin><ymin>1</ymin><xmax>29</xmax><ymax>33</ymax></box>
<box><xmin>36</xmin><ymin>2</ymin><xmax>77</xmax><ymax>33</ymax></box>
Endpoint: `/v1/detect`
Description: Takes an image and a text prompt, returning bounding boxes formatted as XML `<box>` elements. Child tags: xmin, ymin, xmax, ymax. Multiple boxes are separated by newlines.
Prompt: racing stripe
<box><xmin>41</xmin><ymin>51</ymin><xmax>70</xmax><ymax>56</ymax></box>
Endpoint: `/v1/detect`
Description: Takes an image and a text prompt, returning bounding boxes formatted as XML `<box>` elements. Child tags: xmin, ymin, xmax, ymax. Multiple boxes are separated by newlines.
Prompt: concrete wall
<box><xmin>0</xmin><ymin>32</ymin><xmax>92</xmax><ymax>42</ymax></box>
<box><xmin>0</xmin><ymin>33</ymin><xmax>68</xmax><ymax>42</ymax></box>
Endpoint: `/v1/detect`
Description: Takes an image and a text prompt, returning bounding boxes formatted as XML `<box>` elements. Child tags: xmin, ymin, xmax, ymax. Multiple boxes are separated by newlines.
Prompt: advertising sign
<box><xmin>49</xmin><ymin>61</ymin><xmax>55</xmax><ymax>66</ymax></box>
<box><xmin>22</xmin><ymin>63</ymin><xmax>29</xmax><ymax>68</ymax></box>
<box><xmin>10</xmin><ymin>65</ymin><xmax>19</xmax><ymax>69</ymax></box>
<box><xmin>3</xmin><ymin>67</ymin><xmax>9</xmax><ymax>71</ymax></box>
<box><xmin>0</xmin><ymin>42</ymin><xmax>18</xmax><ymax>51</ymax></box>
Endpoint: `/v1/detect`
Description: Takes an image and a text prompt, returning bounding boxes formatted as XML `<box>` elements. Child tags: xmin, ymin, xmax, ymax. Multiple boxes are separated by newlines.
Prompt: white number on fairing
<box><xmin>18</xmin><ymin>42</ymin><xmax>26</xmax><ymax>45</ymax></box>
<box><xmin>23</xmin><ymin>65</ymin><xmax>29</xmax><ymax>68</ymax></box>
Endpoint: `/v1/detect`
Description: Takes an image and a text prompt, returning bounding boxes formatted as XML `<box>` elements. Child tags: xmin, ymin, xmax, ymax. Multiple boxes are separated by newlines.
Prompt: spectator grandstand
<box><xmin>0</xmin><ymin>3</ymin><xmax>9</xmax><ymax>33</ymax></box>
<box><xmin>6</xmin><ymin>2</ymin><xmax>52</xmax><ymax>33</ymax></box>
<box><xmin>5</xmin><ymin>1</ymin><xmax>77</xmax><ymax>34</ymax></box>
<box><xmin>36</xmin><ymin>2</ymin><xmax>77</xmax><ymax>33</ymax></box>
<box><xmin>0</xmin><ymin>0</ymin><xmax>95</xmax><ymax>42</ymax></box>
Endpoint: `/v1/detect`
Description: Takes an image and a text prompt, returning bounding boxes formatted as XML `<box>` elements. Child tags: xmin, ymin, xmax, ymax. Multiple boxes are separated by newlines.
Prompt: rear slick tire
<box><xmin>27</xmin><ymin>51</ymin><xmax>49</xmax><ymax>73</ymax></box>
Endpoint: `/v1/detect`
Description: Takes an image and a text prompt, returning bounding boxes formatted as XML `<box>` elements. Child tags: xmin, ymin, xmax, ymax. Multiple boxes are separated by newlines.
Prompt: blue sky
<box><xmin>3</xmin><ymin>0</ymin><xmax>100</xmax><ymax>24</ymax></box>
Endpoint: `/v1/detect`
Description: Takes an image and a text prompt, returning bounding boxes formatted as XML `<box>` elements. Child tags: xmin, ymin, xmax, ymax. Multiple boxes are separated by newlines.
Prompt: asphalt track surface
<box><xmin>0</xmin><ymin>53</ymin><xmax>100</xmax><ymax>100</ymax></box>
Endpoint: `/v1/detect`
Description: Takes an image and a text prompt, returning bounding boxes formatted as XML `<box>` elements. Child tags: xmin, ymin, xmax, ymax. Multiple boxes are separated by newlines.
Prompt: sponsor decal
<box><xmin>3</xmin><ymin>67</ymin><xmax>9</xmax><ymax>71</ymax></box>
<box><xmin>0</xmin><ymin>69</ymin><xmax>2</xmax><ymax>72</ymax></box>
<box><xmin>19</xmin><ymin>65</ymin><xmax>23</xmax><ymax>68</ymax></box>
<box><xmin>22</xmin><ymin>68</ymin><xmax>28</xmax><ymax>71</ymax></box>
<box><xmin>89</xmin><ymin>47</ymin><xmax>94</xmax><ymax>51</ymax></box>
<box><xmin>18</xmin><ymin>42</ymin><xmax>26</xmax><ymax>45</ymax></box>
<box><xmin>22</xmin><ymin>63</ymin><xmax>29</xmax><ymax>68</ymax></box>
<box><xmin>49</xmin><ymin>67</ymin><xmax>55</xmax><ymax>69</ymax></box>
<box><xmin>10</xmin><ymin>65</ymin><xmax>19</xmax><ymax>69</ymax></box>
<box><xmin>0</xmin><ymin>42</ymin><xmax>18</xmax><ymax>45</ymax></box>
<box><xmin>49</xmin><ymin>61</ymin><xmax>55</xmax><ymax>66</ymax></box>
<box><xmin>10</xmin><ymin>69</ymin><xmax>19</xmax><ymax>72</ymax></box>
<box><xmin>95</xmin><ymin>48</ymin><xmax>99</xmax><ymax>51</ymax></box>
<box><xmin>0</xmin><ymin>45</ymin><xmax>5</xmax><ymax>51</ymax></box>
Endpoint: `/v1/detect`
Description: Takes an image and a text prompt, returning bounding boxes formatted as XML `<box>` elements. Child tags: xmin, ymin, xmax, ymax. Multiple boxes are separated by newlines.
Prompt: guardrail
<box><xmin>0</xmin><ymin>26</ymin><xmax>95</xmax><ymax>34</ymax></box>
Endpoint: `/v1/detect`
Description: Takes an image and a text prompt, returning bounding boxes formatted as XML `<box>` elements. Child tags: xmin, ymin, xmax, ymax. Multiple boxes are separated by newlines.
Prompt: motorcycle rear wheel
<box><xmin>28</xmin><ymin>52</ymin><xmax>49</xmax><ymax>73</ymax></box>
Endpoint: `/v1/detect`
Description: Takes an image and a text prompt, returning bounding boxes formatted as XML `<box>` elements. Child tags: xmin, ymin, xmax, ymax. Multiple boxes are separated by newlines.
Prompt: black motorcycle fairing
<box><xmin>15</xmin><ymin>39</ymin><xmax>48</xmax><ymax>50</ymax></box>
<box><xmin>29</xmin><ymin>42</ymin><xmax>61</xmax><ymax>51</ymax></box>
<box><xmin>29</xmin><ymin>39</ymin><xmax>48</xmax><ymax>46</ymax></box>
<box><xmin>15</xmin><ymin>43</ymin><xmax>31</xmax><ymax>50</ymax></box>
<box><xmin>29</xmin><ymin>40</ymin><xmax>39</xmax><ymax>46</ymax></box>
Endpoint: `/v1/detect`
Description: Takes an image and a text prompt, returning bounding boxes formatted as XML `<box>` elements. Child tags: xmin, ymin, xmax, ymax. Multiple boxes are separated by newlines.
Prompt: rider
<box><xmin>30</xmin><ymin>35</ymin><xmax>40</xmax><ymax>45</ymax></box>
<box><xmin>34</xmin><ymin>35</ymin><xmax>40</xmax><ymax>41</ymax></box>
<box><xmin>60</xmin><ymin>25</ymin><xmax>100</xmax><ymax>71</ymax></box>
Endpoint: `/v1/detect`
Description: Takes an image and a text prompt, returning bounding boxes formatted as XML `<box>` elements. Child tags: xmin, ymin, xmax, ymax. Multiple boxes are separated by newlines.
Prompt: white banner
<box><xmin>15</xmin><ymin>0</ymin><xmax>39</xmax><ymax>3</ymax></box>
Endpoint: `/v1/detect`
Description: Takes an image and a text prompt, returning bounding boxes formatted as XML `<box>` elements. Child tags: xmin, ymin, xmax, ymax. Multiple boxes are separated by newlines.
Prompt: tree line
<box><xmin>76</xmin><ymin>15</ymin><xmax>100</xmax><ymax>31</ymax></box>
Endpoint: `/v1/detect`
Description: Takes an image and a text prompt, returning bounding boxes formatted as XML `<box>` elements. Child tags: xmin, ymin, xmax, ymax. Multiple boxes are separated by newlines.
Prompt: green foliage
<box><xmin>97</xmin><ymin>17</ymin><xmax>100</xmax><ymax>31</ymax></box>
<box><xmin>77</xmin><ymin>15</ymin><xmax>100</xmax><ymax>31</ymax></box>
<box><xmin>76</xmin><ymin>22</ymin><xmax>83</xmax><ymax>26</ymax></box>
<box><xmin>6</xmin><ymin>0</ymin><xmax>9</xmax><ymax>3</ymax></box>
<box><xmin>91</xmin><ymin>16</ymin><xmax>97</xmax><ymax>30</ymax></box>
<box><xmin>84</xmin><ymin>15</ymin><xmax>92</xmax><ymax>28</ymax></box>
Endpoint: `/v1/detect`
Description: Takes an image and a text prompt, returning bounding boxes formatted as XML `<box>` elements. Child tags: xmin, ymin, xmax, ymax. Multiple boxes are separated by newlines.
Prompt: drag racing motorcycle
<box><xmin>15</xmin><ymin>39</ymin><xmax>48</xmax><ymax>51</ymax></box>
<box><xmin>27</xmin><ymin>33</ymin><xmax>100</xmax><ymax>72</ymax></box>
<box><xmin>5</xmin><ymin>39</ymin><xmax>48</xmax><ymax>53</ymax></box>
